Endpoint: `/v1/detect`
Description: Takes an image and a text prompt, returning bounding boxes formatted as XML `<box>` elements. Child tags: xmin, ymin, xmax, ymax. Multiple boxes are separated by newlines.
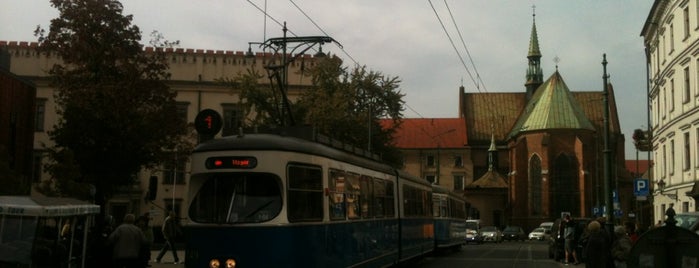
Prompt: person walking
<box><xmin>563</xmin><ymin>215</ymin><xmax>579</xmax><ymax>265</ymax></box>
<box><xmin>155</xmin><ymin>211</ymin><xmax>182</xmax><ymax>264</ymax></box>
<box><xmin>583</xmin><ymin>220</ymin><xmax>610</xmax><ymax>268</ymax></box>
<box><xmin>108</xmin><ymin>214</ymin><xmax>147</xmax><ymax>268</ymax></box>
<box><xmin>611</xmin><ymin>226</ymin><xmax>632</xmax><ymax>268</ymax></box>
<box><xmin>137</xmin><ymin>213</ymin><xmax>154</xmax><ymax>267</ymax></box>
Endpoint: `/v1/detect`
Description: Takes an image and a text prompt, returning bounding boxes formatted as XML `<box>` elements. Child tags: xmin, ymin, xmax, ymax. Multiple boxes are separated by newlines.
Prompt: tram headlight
<box><xmin>209</xmin><ymin>258</ymin><xmax>236</xmax><ymax>268</ymax></box>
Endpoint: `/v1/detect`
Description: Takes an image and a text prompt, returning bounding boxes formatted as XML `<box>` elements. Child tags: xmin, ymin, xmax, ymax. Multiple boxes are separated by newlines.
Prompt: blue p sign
<box><xmin>634</xmin><ymin>178</ymin><xmax>649</xmax><ymax>196</ymax></box>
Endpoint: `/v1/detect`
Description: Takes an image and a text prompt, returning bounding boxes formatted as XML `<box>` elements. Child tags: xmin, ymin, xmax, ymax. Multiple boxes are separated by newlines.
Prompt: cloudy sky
<box><xmin>1</xmin><ymin>0</ymin><xmax>653</xmax><ymax>159</ymax></box>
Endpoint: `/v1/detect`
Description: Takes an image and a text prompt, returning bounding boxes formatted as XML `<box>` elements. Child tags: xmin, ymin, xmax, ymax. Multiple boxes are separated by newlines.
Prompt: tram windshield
<box><xmin>189</xmin><ymin>173</ymin><xmax>282</xmax><ymax>224</ymax></box>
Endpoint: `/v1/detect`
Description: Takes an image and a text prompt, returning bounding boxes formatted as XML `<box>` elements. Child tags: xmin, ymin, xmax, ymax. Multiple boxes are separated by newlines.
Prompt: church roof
<box><xmin>467</xmin><ymin>169</ymin><xmax>508</xmax><ymax>188</ymax></box>
<box><xmin>383</xmin><ymin>118</ymin><xmax>467</xmax><ymax>149</ymax></box>
<box><xmin>508</xmin><ymin>71</ymin><xmax>596</xmax><ymax>138</ymax></box>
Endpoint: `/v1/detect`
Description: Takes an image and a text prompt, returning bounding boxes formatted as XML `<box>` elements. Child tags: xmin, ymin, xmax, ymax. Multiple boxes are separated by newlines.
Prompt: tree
<box><xmin>298</xmin><ymin>56</ymin><xmax>405</xmax><ymax>166</ymax></box>
<box><xmin>225</xmin><ymin>55</ymin><xmax>405</xmax><ymax>167</ymax></box>
<box><xmin>34</xmin><ymin>0</ymin><xmax>192</xmax><ymax>204</ymax></box>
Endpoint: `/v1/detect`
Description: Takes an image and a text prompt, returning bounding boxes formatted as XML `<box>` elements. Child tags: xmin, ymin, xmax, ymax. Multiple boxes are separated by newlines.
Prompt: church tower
<box><xmin>525</xmin><ymin>10</ymin><xmax>543</xmax><ymax>99</ymax></box>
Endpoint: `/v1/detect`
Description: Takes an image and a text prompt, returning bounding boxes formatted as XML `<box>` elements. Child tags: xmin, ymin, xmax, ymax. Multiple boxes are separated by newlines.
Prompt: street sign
<box><xmin>634</xmin><ymin>178</ymin><xmax>650</xmax><ymax>196</ymax></box>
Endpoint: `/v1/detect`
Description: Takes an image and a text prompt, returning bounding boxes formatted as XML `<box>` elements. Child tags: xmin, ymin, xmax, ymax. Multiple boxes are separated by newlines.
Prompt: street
<box><xmin>414</xmin><ymin>240</ymin><xmax>568</xmax><ymax>268</ymax></box>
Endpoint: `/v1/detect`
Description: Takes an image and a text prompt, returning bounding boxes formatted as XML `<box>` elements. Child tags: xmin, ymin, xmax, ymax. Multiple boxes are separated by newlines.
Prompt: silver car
<box><xmin>528</xmin><ymin>227</ymin><xmax>547</xmax><ymax>241</ymax></box>
<box><xmin>480</xmin><ymin>226</ymin><xmax>503</xmax><ymax>243</ymax></box>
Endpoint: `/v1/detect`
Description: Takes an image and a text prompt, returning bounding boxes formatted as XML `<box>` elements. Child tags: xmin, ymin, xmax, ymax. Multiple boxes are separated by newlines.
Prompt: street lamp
<box><xmin>247</xmin><ymin>22</ymin><xmax>341</xmax><ymax>127</ymax></box>
<box><xmin>656</xmin><ymin>179</ymin><xmax>678</xmax><ymax>201</ymax></box>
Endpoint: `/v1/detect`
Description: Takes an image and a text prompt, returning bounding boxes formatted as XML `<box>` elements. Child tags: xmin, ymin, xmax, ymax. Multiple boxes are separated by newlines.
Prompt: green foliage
<box><xmin>34</xmin><ymin>0</ymin><xmax>192</xmax><ymax>200</ymax></box>
<box><xmin>225</xmin><ymin>54</ymin><xmax>405</xmax><ymax>167</ymax></box>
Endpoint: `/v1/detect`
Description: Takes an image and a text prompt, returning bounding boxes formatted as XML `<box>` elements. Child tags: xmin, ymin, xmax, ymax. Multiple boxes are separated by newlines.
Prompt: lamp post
<box><xmin>656</xmin><ymin>179</ymin><xmax>678</xmax><ymax>201</ymax></box>
<box><xmin>247</xmin><ymin>22</ymin><xmax>340</xmax><ymax>127</ymax></box>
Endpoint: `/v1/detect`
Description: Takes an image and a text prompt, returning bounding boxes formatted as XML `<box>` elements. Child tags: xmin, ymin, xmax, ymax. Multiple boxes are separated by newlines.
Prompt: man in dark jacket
<box><xmin>108</xmin><ymin>214</ymin><xmax>147</xmax><ymax>268</ymax></box>
<box><xmin>155</xmin><ymin>211</ymin><xmax>182</xmax><ymax>264</ymax></box>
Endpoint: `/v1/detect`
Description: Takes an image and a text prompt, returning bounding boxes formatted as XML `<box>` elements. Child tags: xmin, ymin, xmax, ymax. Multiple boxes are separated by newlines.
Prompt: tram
<box><xmin>184</xmin><ymin>131</ymin><xmax>438</xmax><ymax>267</ymax></box>
<box><xmin>431</xmin><ymin>185</ymin><xmax>467</xmax><ymax>250</ymax></box>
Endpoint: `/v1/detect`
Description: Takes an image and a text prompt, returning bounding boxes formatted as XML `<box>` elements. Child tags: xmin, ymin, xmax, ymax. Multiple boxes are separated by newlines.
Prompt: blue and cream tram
<box><xmin>184</xmin><ymin>132</ymin><xmax>433</xmax><ymax>267</ymax></box>
<box><xmin>431</xmin><ymin>185</ymin><xmax>467</xmax><ymax>250</ymax></box>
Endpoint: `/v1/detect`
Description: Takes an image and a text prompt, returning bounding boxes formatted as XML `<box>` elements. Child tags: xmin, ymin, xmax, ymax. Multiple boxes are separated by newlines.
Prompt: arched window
<box><xmin>529</xmin><ymin>155</ymin><xmax>542</xmax><ymax>216</ymax></box>
<box><xmin>551</xmin><ymin>154</ymin><xmax>580</xmax><ymax>216</ymax></box>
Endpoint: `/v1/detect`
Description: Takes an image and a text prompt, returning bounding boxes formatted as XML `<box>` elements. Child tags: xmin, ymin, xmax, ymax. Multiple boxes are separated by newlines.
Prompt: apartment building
<box><xmin>642</xmin><ymin>0</ymin><xmax>699</xmax><ymax>221</ymax></box>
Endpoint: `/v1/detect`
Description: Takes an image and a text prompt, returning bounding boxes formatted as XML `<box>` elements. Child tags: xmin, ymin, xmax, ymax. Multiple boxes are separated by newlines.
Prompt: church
<box><xmin>393</xmin><ymin>13</ymin><xmax>634</xmax><ymax>230</ymax></box>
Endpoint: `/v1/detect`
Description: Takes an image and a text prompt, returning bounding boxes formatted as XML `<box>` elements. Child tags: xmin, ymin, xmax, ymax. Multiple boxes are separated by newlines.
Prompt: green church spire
<box><xmin>525</xmin><ymin>7</ymin><xmax>543</xmax><ymax>99</ymax></box>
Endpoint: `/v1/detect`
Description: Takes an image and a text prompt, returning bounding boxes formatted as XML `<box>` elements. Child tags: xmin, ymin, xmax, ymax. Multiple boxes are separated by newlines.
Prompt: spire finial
<box><xmin>532</xmin><ymin>4</ymin><xmax>536</xmax><ymax>18</ymax></box>
<box><xmin>554</xmin><ymin>56</ymin><xmax>560</xmax><ymax>71</ymax></box>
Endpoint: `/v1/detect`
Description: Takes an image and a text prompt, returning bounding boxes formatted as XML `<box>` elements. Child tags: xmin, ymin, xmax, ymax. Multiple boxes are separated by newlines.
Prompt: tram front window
<box><xmin>189</xmin><ymin>173</ymin><xmax>282</xmax><ymax>223</ymax></box>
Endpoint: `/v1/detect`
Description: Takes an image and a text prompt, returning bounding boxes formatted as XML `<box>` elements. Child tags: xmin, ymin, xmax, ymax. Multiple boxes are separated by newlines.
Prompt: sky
<box><xmin>0</xmin><ymin>0</ymin><xmax>654</xmax><ymax>160</ymax></box>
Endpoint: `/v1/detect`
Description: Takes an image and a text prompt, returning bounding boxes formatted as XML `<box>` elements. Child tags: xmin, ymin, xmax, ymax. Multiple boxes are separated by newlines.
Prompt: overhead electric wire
<box><xmin>288</xmin><ymin>0</ymin><xmax>359</xmax><ymax>67</ymax></box>
<box><xmin>428</xmin><ymin>0</ymin><xmax>480</xmax><ymax>93</ymax></box>
<box><xmin>443</xmin><ymin>0</ymin><xmax>488</xmax><ymax>93</ymax></box>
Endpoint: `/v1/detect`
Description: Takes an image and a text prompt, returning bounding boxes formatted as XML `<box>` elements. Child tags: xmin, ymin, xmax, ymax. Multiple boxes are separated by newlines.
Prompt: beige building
<box><xmin>2</xmin><ymin>40</ymin><xmax>321</xmax><ymax>226</ymax></box>
<box><xmin>642</xmin><ymin>0</ymin><xmax>699</xmax><ymax>221</ymax></box>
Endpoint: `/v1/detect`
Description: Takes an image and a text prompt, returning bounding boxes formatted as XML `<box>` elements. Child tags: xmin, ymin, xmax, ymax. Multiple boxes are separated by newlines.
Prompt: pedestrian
<box><xmin>624</xmin><ymin>221</ymin><xmax>638</xmax><ymax>244</ymax></box>
<box><xmin>611</xmin><ymin>226</ymin><xmax>632</xmax><ymax>268</ymax></box>
<box><xmin>563</xmin><ymin>215</ymin><xmax>579</xmax><ymax>265</ymax></box>
<box><xmin>583</xmin><ymin>220</ymin><xmax>610</xmax><ymax>268</ymax></box>
<box><xmin>666</xmin><ymin>203</ymin><xmax>677</xmax><ymax>225</ymax></box>
<box><xmin>108</xmin><ymin>214</ymin><xmax>147</xmax><ymax>268</ymax></box>
<box><xmin>155</xmin><ymin>211</ymin><xmax>182</xmax><ymax>264</ymax></box>
<box><xmin>137</xmin><ymin>213</ymin><xmax>154</xmax><ymax>267</ymax></box>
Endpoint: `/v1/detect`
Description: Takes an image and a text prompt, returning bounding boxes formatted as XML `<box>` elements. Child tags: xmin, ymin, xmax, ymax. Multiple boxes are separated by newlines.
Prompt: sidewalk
<box><xmin>149</xmin><ymin>250</ymin><xmax>185</xmax><ymax>267</ymax></box>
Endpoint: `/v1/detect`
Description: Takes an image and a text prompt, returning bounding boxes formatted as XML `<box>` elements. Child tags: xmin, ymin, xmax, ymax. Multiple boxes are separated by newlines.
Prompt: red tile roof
<box><xmin>384</xmin><ymin>118</ymin><xmax>467</xmax><ymax>149</ymax></box>
<box><xmin>625</xmin><ymin>160</ymin><xmax>651</xmax><ymax>177</ymax></box>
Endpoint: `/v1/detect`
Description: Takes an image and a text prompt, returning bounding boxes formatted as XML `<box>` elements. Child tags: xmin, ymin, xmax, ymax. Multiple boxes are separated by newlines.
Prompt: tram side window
<box><xmin>373</xmin><ymin>180</ymin><xmax>385</xmax><ymax>218</ymax></box>
<box><xmin>385</xmin><ymin>181</ymin><xmax>395</xmax><ymax>217</ymax></box>
<box><xmin>345</xmin><ymin>173</ymin><xmax>361</xmax><ymax>219</ymax></box>
<box><xmin>287</xmin><ymin>164</ymin><xmax>323</xmax><ymax>222</ymax></box>
<box><xmin>403</xmin><ymin>186</ymin><xmax>430</xmax><ymax>217</ymax></box>
<box><xmin>360</xmin><ymin>175</ymin><xmax>373</xmax><ymax>218</ymax></box>
<box><xmin>329</xmin><ymin>169</ymin><xmax>346</xmax><ymax>220</ymax></box>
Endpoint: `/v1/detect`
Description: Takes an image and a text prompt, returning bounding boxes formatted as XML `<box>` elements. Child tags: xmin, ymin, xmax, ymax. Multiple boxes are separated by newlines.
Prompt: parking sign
<box><xmin>634</xmin><ymin>178</ymin><xmax>649</xmax><ymax>196</ymax></box>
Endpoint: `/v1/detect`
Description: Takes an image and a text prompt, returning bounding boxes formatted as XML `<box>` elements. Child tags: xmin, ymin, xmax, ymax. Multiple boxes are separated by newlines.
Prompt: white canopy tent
<box><xmin>0</xmin><ymin>196</ymin><xmax>100</xmax><ymax>268</ymax></box>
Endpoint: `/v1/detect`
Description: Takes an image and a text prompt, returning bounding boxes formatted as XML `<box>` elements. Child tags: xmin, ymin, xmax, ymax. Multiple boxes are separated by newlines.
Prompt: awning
<box><xmin>686</xmin><ymin>182</ymin><xmax>699</xmax><ymax>198</ymax></box>
<box><xmin>0</xmin><ymin>196</ymin><xmax>100</xmax><ymax>217</ymax></box>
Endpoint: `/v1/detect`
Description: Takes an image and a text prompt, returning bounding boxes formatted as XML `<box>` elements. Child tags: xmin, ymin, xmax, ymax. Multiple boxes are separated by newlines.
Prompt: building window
<box><xmin>685</xmin><ymin>7</ymin><xmax>691</xmax><ymax>39</ymax></box>
<box><xmin>670</xmin><ymin>24</ymin><xmax>675</xmax><ymax>53</ymax></box>
<box><xmin>454</xmin><ymin>155</ymin><xmax>463</xmax><ymax>167</ymax></box>
<box><xmin>35</xmin><ymin>98</ymin><xmax>46</xmax><ymax>132</ymax></box>
<box><xmin>453</xmin><ymin>174</ymin><xmax>464</xmax><ymax>191</ymax></box>
<box><xmin>426</xmin><ymin>174</ymin><xmax>437</xmax><ymax>184</ymax></box>
<box><xmin>221</xmin><ymin>104</ymin><xmax>243</xmax><ymax>136</ymax></box>
<box><xmin>176</xmin><ymin>102</ymin><xmax>189</xmax><ymax>123</ymax></box>
<box><xmin>696</xmin><ymin>128</ymin><xmax>699</xmax><ymax>167</ymax></box>
<box><xmin>685</xmin><ymin>132</ymin><xmax>691</xmax><ymax>171</ymax></box>
<box><xmin>683</xmin><ymin>202</ymin><xmax>690</xmax><ymax>213</ymax></box>
<box><xmin>426</xmin><ymin>155</ymin><xmax>435</xmax><ymax>167</ymax></box>
<box><xmin>670</xmin><ymin>140</ymin><xmax>675</xmax><ymax>175</ymax></box>
<box><xmin>670</xmin><ymin>79</ymin><xmax>675</xmax><ymax>112</ymax></box>
<box><xmin>32</xmin><ymin>151</ymin><xmax>43</xmax><ymax>183</ymax></box>
<box><xmin>696</xmin><ymin>59</ymin><xmax>699</xmax><ymax>97</ymax></box>
<box><xmin>685</xmin><ymin>67</ymin><xmax>691</xmax><ymax>103</ymax></box>
<box><xmin>162</xmin><ymin>153</ymin><xmax>186</xmax><ymax>185</ymax></box>
<box><xmin>663</xmin><ymin>144</ymin><xmax>667</xmax><ymax>178</ymax></box>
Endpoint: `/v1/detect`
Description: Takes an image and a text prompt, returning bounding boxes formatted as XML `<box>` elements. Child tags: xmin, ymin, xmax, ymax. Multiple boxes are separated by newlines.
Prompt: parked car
<box><xmin>480</xmin><ymin>226</ymin><xmax>503</xmax><ymax>243</ymax></box>
<box><xmin>502</xmin><ymin>226</ymin><xmax>526</xmax><ymax>241</ymax></box>
<box><xmin>528</xmin><ymin>227</ymin><xmax>547</xmax><ymax>241</ymax></box>
<box><xmin>465</xmin><ymin>228</ymin><xmax>483</xmax><ymax>244</ymax></box>
<box><xmin>548</xmin><ymin>217</ymin><xmax>591</xmax><ymax>262</ymax></box>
